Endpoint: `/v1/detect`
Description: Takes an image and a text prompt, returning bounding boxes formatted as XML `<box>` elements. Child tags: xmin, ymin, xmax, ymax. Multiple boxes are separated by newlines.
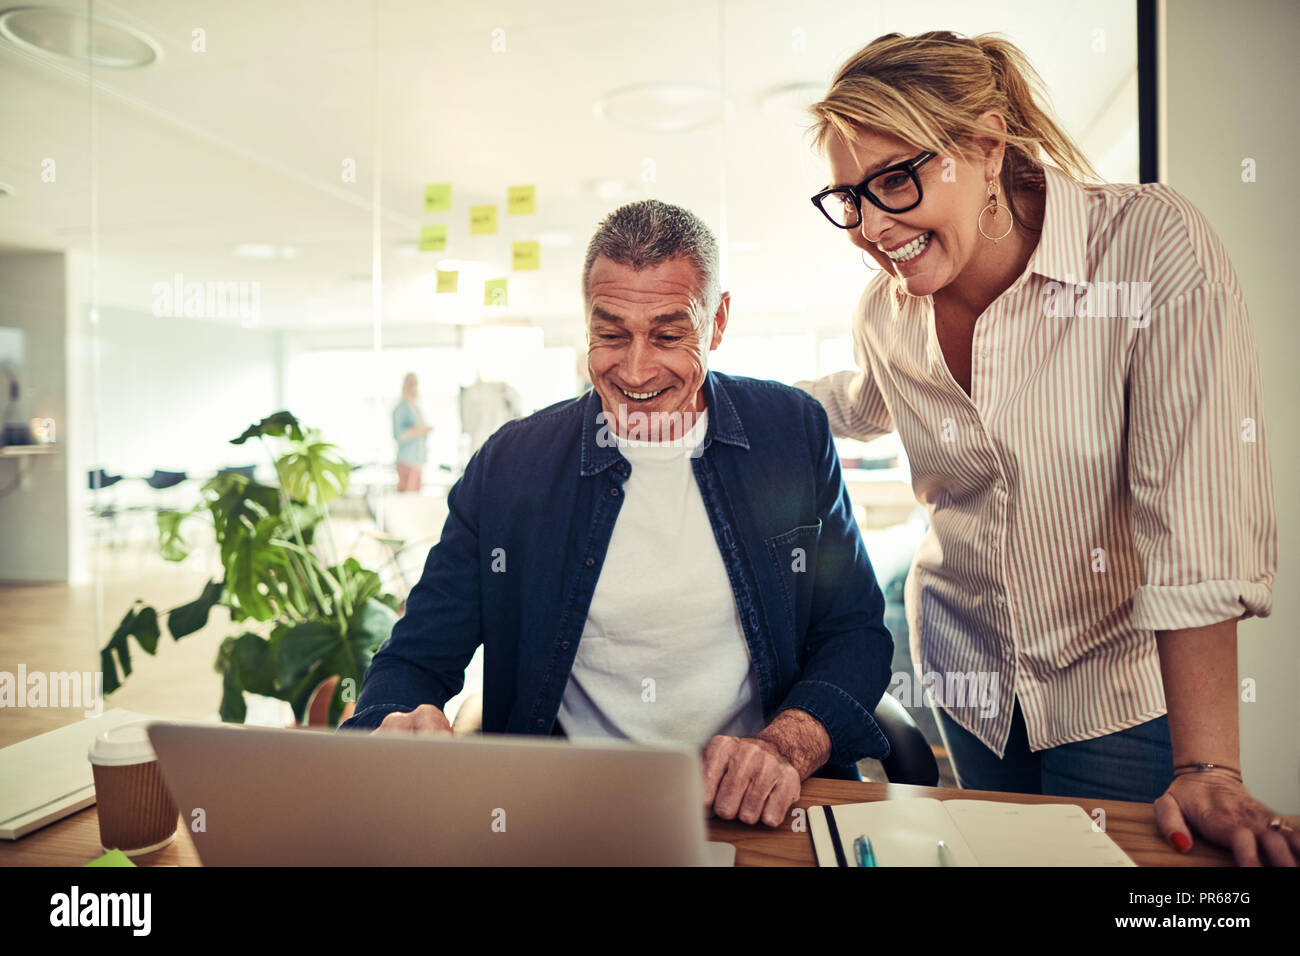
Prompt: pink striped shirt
<box><xmin>800</xmin><ymin>161</ymin><xmax>1277</xmax><ymax>756</ymax></box>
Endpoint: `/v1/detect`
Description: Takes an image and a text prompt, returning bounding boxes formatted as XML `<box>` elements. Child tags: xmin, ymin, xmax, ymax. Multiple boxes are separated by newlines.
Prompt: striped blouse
<box><xmin>798</xmin><ymin>161</ymin><xmax>1277</xmax><ymax>756</ymax></box>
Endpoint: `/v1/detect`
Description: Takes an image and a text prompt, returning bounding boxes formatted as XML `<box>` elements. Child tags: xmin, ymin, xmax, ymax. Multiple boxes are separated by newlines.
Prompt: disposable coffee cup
<box><xmin>88</xmin><ymin>720</ymin><xmax>179</xmax><ymax>856</ymax></box>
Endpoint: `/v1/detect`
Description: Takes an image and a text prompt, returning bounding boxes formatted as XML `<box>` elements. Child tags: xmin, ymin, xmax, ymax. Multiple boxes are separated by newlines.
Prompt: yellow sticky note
<box><xmin>507</xmin><ymin>184</ymin><xmax>536</xmax><ymax>215</ymax></box>
<box><xmin>512</xmin><ymin>241</ymin><xmax>540</xmax><ymax>271</ymax></box>
<box><xmin>436</xmin><ymin>270</ymin><xmax>458</xmax><ymax>293</ymax></box>
<box><xmin>470</xmin><ymin>205</ymin><xmax>498</xmax><ymax>235</ymax></box>
<box><xmin>424</xmin><ymin>183</ymin><xmax>452</xmax><ymax>213</ymax></box>
<box><xmin>484</xmin><ymin>278</ymin><xmax>508</xmax><ymax>306</ymax></box>
<box><xmin>84</xmin><ymin>848</ymin><xmax>136</xmax><ymax>867</ymax></box>
<box><xmin>418</xmin><ymin>224</ymin><xmax>447</xmax><ymax>252</ymax></box>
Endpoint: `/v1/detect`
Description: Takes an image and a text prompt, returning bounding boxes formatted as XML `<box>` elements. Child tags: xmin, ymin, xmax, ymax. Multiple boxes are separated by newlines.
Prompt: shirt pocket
<box><xmin>763</xmin><ymin>520</ymin><xmax>823</xmax><ymax>646</ymax></box>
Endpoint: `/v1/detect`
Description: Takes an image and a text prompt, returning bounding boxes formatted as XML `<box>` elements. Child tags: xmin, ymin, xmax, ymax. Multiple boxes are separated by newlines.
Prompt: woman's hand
<box><xmin>1155</xmin><ymin>770</ymin><xmax>1299</xmax><ymax>866</ymax></box>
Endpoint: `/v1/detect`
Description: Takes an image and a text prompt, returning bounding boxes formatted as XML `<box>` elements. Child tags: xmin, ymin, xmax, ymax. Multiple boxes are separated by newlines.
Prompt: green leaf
<box><xmin>276</xmin><ymin>438</ymin><xmax>351</xmax><ymax>505</ymax></box>
<box><xmin>230</xmin><ymin>411</ymin><xmax>303</xmax><ymax>445</ymax></box>
<box><xmin>100</xmin><ymin>647</ymin><xmax>120</xmax><ymax>696</ymax></box>
<box><xmin>216</xmin><ymin>631</ymin><xmax>279</xmax><ymax>699</ymax></box>
<box><xmin>277</xmin><ymin>621</ymin><xmax>343</xmax><ymax>689</ymax></box>
<box><xmin>168</xmin><ymin>579</ymin><xmax>224</xmax><ymax>638</ymax></box>
<box><xmin>156</xmin><ymin>507</ymin><xmax>199</xmax><ymax>562</ymax></box>
<box><xmin>219</xmin><ymin>673</ymin><xmax>247</xmax><ymax>723</ymax></box>
<box><xmin>99</xmin><ymin>602</ymin><xmax>160</xmax><ymax>696</ymax></box>
<box><xmin>223</xmin><ymin>515</ymin><xmax>290</xmax><ymax>622</ymax></box>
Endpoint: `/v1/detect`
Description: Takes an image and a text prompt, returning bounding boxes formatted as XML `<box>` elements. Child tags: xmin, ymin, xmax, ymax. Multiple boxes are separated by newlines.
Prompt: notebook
<box><xmin>0</xmin><ymin>709</ymin><xmax>152</xmax><ymax>839</ymax></box>
<box><xmin>809</xmin><ymin>797</ymin><xmax>1136</xmax><ymax>866</ymax></box>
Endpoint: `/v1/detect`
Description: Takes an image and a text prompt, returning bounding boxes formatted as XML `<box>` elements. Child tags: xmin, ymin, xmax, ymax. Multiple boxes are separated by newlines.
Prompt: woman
<box><xmin>799</xmin><ymin>31</ymin><xmax>1295</xmax><ymax>865</ymax></box>
<box><xmin>392</xmin><ymin>372</ymin><xmax>431</xmax><ymax>492</ymax></box>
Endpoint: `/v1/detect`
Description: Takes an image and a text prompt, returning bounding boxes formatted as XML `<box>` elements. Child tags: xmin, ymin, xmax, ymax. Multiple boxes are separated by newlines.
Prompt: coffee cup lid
<box><xmin>87</xmin><ymin>720</ymin><xmax>160</xmax><ymax>766</ymax></box>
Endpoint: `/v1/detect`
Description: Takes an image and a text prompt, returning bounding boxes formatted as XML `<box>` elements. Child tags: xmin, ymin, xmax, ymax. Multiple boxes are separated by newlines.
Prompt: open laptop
<box><xmin>146</xmin><ymin>722</ymin><xmax>736</xmax><ymax>866</ymax></box>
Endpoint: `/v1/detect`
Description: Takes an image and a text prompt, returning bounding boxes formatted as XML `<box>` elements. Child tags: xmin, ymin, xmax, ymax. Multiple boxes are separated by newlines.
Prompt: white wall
<box><xmin>1163</xmin><ymin>0</ymin><xmax>1299</xmax><ymax>811</ymax></box>
<box><xmin>85</xmin><ymin>305</ymin><xmax>282</xmax><ymax>482</ymax></box>
<box><xmin>0</xmin><ymin>251</ymin><xmax>70</xmax><ymax>582</ymax></box>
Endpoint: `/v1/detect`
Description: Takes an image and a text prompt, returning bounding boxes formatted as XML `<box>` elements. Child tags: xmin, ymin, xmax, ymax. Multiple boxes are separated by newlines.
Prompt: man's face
<box><xmin>585</xmin><ymin>255</ymin><xmax>728</xmax><ymax>439</ymax></box>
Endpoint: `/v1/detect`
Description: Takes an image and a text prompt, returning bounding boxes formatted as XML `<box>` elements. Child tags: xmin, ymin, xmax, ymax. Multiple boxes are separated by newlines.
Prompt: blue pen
<box><xmin>853</xmin><ymin>835</ymin><xmax>877</xmax><ymax>867</ymax></box>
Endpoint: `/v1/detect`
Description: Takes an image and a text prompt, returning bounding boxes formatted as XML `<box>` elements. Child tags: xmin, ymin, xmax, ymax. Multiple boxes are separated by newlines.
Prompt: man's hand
<box><xmin>701</xmin><ymin>709</ymin><xmax>832</xmax><ymax>827</ymax></box>
<box><xmin>371</xmin><ymin>703</ymin><xmax>453</xmax><ymax>736</ymax></box>
<box><xmin>701</xmin><ymin>735</ymin><xmax>801</xmax><ymax>827</ymax></box>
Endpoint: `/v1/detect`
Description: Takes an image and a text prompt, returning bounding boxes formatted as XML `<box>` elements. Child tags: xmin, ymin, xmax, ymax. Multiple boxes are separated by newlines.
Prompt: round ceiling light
<box><xmin>0</xmin><ymin>5</ymin><xmax>160</xmax><ymax>68</ymax></box>
<box><xmin>594</xmin><ymin>83</ymin><xmax>728</xmax><ymax>134</ymax></box>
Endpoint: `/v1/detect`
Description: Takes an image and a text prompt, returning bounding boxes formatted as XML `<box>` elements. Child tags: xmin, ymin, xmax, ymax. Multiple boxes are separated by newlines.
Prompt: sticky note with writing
<box><xmin>507</xmin><ymin>185</ymin><xmax>536</xmax><ymax>215</ymax></box>
<box><xmin>419</xmin><ymin>224</ymin><xmax>447</xmax><ymax>252</ymax></box>
<box><xmin>436</xmin><ymin>270</ymin><xmax>458</xmax><ymax>294</ymax></box>
<box><xmin>425</xmin><ymin>183</ymin><xmax>452</xmax><ymax>213</ymax></box>
<box><xmin>512</xmin><ymin>241</ymin><xmax>540</xmax><ymax>271</ymax></box>
<box><xmin>484</xmin><ymin>278</ymin><xmax>508</xmax><ymax>306</ymax></box>
<box><xmin>470</xmin><ymin>205</ymin><xmax>498</xmax><ymax>235</ymax></box>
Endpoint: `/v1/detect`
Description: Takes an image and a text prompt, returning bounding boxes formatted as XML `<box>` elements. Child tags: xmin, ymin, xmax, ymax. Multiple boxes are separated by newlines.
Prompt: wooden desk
<box><xmin>0</xmin><ymin>778</ymin><xmax>1235</xmax><ymax>867</ymax></box>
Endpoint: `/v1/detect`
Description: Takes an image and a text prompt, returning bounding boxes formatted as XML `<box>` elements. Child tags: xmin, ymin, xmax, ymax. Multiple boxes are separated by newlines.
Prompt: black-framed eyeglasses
<box><xmin>811</xmin><ymin>150</ymin><xmax>937</xmax><ymax>228</ymax></box>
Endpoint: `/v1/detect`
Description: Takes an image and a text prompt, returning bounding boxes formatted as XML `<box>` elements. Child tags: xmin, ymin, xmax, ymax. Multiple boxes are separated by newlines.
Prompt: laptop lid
<box><xmin>146</xmin><ymin>722</ymin><xmax>718</xmax><ymax>866</ymax></box>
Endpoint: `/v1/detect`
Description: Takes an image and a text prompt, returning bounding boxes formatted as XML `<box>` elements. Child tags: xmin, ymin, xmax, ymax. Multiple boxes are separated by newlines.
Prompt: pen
<box><xmin>853</xmin><ymin>835</ymin><xmax>876</xmax><ymax>867</ymax></box>
<box><xmin>937</xmin><ymin>840</ymin><xmax>955</xmax><ymax>866</ymax></box>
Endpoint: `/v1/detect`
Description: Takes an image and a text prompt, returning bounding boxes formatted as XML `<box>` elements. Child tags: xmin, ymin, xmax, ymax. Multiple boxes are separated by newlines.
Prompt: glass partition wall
<box><xmin>0</xmin><ymin>0</ymin><xmax>1138</xmax><ymax>757</ymax></box>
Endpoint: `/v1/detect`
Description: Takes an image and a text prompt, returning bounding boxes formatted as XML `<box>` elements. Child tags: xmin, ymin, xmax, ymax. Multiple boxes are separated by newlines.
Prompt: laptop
<box><xmin>146</xmin><ymin>722</ymin><xmax>736</xmax><ymax>866</ymax></box>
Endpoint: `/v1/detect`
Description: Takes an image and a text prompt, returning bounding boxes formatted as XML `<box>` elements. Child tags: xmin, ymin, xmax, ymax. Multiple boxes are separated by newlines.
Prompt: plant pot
<box><xmin>302</xmin><ymin>674</ymin><xmax>357</xmax><ymax>727</ymax></box>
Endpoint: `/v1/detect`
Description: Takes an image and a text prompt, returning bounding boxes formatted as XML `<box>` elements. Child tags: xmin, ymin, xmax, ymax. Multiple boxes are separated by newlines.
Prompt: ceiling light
<box><xmin>594</xmin><ymin>83</ymin><xmax>728</xmax><ymax>134</ymax></box>
<box><xmin>0</xmin><ymin>6</ymin><xmax>161</xmax><ymax>69</ymax></box>
<box><xmin>233</xmin><ymin>243</ymin><xmax>297</xmax><ymax>260</ymax></box>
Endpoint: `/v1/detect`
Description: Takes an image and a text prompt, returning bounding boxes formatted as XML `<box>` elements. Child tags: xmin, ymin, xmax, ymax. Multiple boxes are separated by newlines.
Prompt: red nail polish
<box><xmin>1169</xmin><ymin>832</ymin><xmax>1191</xmax><ymax>852</ymax></box>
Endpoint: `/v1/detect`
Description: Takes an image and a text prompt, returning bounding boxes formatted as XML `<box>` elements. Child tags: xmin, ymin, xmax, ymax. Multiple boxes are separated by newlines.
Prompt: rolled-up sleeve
<box><xmin>1127</xmin><ymin>280</ymin><xmax>1277</xmax><ymax>630</ymax></box>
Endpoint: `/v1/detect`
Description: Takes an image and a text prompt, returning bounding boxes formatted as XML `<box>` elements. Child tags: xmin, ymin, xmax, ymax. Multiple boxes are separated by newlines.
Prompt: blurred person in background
<box><xmin>393</xmin><ymin>372</ymin><xmax>431</xmax><ymax>492</ymax></box>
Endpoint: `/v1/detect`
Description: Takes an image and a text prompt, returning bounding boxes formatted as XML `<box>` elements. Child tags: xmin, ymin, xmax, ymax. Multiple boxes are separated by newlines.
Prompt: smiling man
<box><xmin>341</xmin><ymin>200</ymin><xmax>894</xmax><ymax>827</ymax></box>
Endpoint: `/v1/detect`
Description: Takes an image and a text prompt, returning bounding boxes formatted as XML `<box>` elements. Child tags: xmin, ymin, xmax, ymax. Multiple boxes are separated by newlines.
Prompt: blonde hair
<box><xmin>809</xmin><ymin>31</ymin><xmax>1099</xmax><ymax>230</ymax></box>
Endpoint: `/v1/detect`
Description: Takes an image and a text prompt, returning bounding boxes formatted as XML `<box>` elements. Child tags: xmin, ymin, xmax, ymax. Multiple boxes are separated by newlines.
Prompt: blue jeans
<box><xmin>933</xmin><ymin>696</ymin><xmax>1174</xmax><ymax>803</ymax></box>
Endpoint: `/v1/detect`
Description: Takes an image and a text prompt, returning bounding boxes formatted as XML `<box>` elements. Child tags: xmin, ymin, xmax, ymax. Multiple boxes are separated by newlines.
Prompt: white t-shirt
<box><xmin>557</xmin><ymin>410</ymin><xmax>765</xmax><ymax>749</ymax></box>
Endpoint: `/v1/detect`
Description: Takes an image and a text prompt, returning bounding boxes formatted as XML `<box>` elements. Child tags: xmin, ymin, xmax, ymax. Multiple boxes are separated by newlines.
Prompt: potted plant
<box><xmin>98</xmin><ymin>411</ymin><xmax>399</xmax><ymax>727</ymax></box>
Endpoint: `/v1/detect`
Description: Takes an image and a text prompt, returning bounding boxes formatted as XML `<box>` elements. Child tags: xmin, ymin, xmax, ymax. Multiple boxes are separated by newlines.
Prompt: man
<box><xmin>341</xmin><ymin>200</ymin><xmax>893</xmax><ymax>827</ymax></box>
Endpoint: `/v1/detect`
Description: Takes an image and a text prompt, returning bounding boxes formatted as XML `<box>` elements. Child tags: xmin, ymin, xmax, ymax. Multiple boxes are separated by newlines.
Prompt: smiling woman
<box><xmin>795</xmin><ymin>29</ymin><xmax>1292</xmax><ymax>867</ymax></box>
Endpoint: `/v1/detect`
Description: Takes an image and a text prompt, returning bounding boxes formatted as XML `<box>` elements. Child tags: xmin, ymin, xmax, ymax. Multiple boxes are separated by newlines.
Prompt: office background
<box><xmin>0</xmin><ymin>0</ymin><xmax>1294</xmax><ymax>811</ymax></box>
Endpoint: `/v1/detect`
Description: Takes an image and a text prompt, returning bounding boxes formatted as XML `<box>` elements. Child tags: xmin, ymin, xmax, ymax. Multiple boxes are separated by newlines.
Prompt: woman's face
<box><xmin>825</xmin><ymin>125</ymin><xmax>998</xmax><ymax>299</ymax></box>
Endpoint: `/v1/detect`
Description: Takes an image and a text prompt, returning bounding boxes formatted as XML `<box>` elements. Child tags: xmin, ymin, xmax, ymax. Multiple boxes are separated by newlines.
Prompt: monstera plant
<box><xmin>99</xmin><ymin>411</ymin><xmax>399</xmax><ymax>727</ymax></box>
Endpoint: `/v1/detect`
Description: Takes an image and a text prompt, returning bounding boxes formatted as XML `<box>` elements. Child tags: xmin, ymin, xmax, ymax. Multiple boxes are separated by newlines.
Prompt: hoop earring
<box><xmin>978</xmin><ymin>182</ymin><xmax>1014</xmax><ymax>242</ymax></box>
<box><xmin>861</xmin><ymin>249</ymin><xmax>874</xmax><ymax>268</ymax></box>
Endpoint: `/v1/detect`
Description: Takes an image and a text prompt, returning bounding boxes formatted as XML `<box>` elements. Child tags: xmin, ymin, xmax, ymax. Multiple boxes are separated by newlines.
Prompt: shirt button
<box><xmin>535</xmin><ymin>718</ymin><xmax>545</xmax><ymax>727</ymax></box>
<box><xmin>560</xmin><ymin>641</ymin><xmax>570</xmax><ymax>651</ymax></box>
<box><xmin>980</xmin><ymin>347</ymin><xmax>990</xmax><ymax>358</ymax></box>
<box><xmin>609</xmin><ymin>487</ymin><xmax>620</xmax><ymax>497</ymax></box>
<box><xmin>584</xmin><ymin>557</ymin><xmax>595</xmax><ymax>567</ymax></box>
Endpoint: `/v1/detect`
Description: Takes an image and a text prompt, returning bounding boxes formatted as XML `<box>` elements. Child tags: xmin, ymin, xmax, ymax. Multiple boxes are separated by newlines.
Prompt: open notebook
<box><xmin>809</xmin><ymin>798</ymin><xmax>1136</xmax><ymax>866</ymax></box>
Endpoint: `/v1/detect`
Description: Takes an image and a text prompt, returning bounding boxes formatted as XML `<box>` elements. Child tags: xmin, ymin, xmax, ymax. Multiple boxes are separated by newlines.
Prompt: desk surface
<box><xmin>0</xmin><ymin>778</ymin><xmax>1234</xmax><ymax>867</ymax></box>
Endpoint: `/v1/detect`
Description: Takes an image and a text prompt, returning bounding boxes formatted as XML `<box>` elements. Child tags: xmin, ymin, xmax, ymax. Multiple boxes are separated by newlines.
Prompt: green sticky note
<box><xmin>512</xmin><ymin>240</ymin><xmax>540</xmax><ymax>271</ymax></box>
<box><xmin>484</xmin><ymin>278</ymin><xmax>508</xmax><ymax>306</ymax></box>
<box><xmin>436</xmin><ymin>270</ymin><xmax>459</xmax><ymax>294</ymax></box>
<box><xmin>418</xmin><ymin>224</ymin><xmax>447</xmax><ymax>252</ymax></box>
<box><xmin>84</xmin><ymin>848</ymin><xmax>137</xmax><ymax>867</ymax></box>
<box><xmin>470</xmin><ymin>204</ymin><xmax>498</xmax><ymax>235</ymax></box>
<box><xmin>424</xmin><ymin>183</ymin><xmax>452</xmax><ymax>214</ymax></box>
<box><xmin>507</xmin><ymin>184</ymin><xmax>536</xmax><ymax>215</ymax></box>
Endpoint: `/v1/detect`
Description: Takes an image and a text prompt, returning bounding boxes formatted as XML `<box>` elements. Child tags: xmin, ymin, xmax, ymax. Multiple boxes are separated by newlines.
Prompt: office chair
<box><xmin>810</xmin><ymin>693</ymin><xmax>940</xmax><ymax>786</ymax></box>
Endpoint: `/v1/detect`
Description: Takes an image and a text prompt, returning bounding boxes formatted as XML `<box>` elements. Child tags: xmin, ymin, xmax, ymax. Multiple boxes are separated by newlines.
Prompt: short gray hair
<box><xmin>581</xmin><ymin>200</ymin><xmax>721</xmax><ymax>317</ymax></box>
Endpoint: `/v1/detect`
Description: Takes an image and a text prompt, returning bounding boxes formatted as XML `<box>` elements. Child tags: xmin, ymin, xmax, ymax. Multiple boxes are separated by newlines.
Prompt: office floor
<box><xmin>1</xmin><ymin>509</ymin><xmax>958</xmax><ymax>789</ymax></box>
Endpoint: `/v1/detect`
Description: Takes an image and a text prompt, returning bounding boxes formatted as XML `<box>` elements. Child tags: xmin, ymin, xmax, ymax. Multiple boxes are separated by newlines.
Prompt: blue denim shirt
<box><xmin>343</xmin><ymin>371</ymin><xmax>893</xmax><ymax>767</ymax></box>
